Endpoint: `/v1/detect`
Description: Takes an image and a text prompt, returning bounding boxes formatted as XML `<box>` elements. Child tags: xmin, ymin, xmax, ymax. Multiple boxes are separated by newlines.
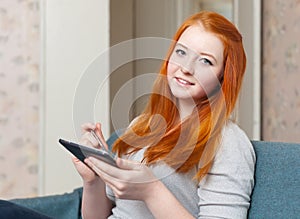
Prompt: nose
<box><xmin>180</xmin><ymin>58</ymin><xmax>194</xmax><ymax>75</ymax></box>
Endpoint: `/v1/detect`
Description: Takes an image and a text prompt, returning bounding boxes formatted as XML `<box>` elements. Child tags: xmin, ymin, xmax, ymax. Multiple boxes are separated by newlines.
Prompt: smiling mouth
<box><xmin>175</xmin><ymin>77</ymin><xmax>195</xmax><ymax>86</ymax></box>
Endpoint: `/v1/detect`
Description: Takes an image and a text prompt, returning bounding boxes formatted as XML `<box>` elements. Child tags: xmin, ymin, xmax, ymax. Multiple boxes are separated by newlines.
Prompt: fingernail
<box><xmin>84</xmin><ymin>159</ymin><xmax>90</xmax><ymax>166</ymax></box>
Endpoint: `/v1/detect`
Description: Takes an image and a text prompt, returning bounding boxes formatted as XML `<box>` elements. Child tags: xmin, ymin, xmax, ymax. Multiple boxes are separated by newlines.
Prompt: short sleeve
<box><xmin>197</xmin><ymin>122</ymin><xmax>256</xmax><ymax>219</ymax></box>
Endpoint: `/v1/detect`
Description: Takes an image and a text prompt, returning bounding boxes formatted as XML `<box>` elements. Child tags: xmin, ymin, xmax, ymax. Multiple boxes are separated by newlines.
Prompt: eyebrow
<box><xmin>175</xmin><ymin>42</ymin><xmax>218</xmax><ymax>64</ymax></box>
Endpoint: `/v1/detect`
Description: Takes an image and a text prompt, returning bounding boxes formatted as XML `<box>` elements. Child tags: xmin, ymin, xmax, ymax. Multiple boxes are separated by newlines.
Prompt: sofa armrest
<box><xmin>10</xmin><ymin>187</ymin><xmax>83</xmax><ymax>219</ymax></box>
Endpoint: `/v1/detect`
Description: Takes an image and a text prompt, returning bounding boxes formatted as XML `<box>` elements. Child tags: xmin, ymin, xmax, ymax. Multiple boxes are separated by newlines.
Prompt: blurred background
<box><xmin>0</xmin><ymin>0</ymin><xmax>299</xmax><ymax>199</ymax></box>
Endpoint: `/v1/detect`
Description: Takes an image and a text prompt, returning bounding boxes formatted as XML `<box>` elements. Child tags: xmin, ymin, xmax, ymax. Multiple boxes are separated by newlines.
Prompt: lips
<box><xmin>175</xmin><ymin>77</ymin><xmax>195</xmax><ymax>86</ymax></box>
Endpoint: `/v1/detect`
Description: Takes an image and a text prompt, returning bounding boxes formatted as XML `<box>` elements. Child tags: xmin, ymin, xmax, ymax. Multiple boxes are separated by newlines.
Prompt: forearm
<box><xmin>82</xmin><ymin>179</ymin><xmax>113</xmax><ymax>219</ymax></box>
<box><xmin>144</xmin><ymin>181</ymin><xmax>195</xmax><ymax>219</ymax></box>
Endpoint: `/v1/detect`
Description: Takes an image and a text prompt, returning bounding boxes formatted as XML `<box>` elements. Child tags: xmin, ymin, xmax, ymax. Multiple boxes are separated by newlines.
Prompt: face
<box><xmin>167</xmin><ymin>24</ymin><xmax>224</xmax><ymax>103</ymax></box>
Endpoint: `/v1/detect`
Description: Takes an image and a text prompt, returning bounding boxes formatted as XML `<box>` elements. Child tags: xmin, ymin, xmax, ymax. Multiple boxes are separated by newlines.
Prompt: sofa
<box><xmin>9</xmin><ymin>131</ymin><xmax>300</xmax><ymax>219</ymax></box>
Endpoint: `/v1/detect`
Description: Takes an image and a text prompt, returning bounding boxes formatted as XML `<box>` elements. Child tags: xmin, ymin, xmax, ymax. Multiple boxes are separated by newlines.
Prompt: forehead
<box><xmin>177</xmin><ymin>25</ymin><xmax>224</xmax><ymax>59</ymax></box>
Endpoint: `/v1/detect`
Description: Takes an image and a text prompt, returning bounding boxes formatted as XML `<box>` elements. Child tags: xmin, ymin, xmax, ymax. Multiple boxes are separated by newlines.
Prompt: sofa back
<box><xmin>248</xmin><ymin>140</ymin><xmax>300</xmax><ymax>218</ymax></box>
<box><xmin>10</xmin><ymin>133</ymin><xmax>300</xmax><ymax>218</ymax></box>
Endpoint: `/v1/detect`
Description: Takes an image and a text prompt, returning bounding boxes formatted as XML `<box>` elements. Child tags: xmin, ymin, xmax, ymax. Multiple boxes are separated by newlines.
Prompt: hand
<box><xmin>85</xmin><ymin>157</ymin><xmax>160</xmax><ymax>201</ymax></box>
<box><xmin>72</xmin><ymin>122</ymin><xmax>109</xmax><ymax>183</ymax></box>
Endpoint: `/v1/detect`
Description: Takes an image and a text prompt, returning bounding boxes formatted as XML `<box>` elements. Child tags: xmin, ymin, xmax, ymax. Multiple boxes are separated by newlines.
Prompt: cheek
<box><xmin>167</xmin><ymin>62</ymin><xmax>179</xmax><ymax>77</ymax></box>
<box><xmin>195</xmin><ymin>70</ymin><xmax>222</xmax><ymax>94</ymax></box>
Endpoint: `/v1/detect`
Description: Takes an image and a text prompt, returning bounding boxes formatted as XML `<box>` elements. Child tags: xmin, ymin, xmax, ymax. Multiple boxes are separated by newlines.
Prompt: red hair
<box><xmin>112</xmin><ymin>11</ymin><xmax>246</xmax><ymax>181</ymax></box>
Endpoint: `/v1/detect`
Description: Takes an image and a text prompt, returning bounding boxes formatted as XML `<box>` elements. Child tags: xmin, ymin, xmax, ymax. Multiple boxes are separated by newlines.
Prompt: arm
<box><xmin>72</xmin><ymin>123</ymin><xmax>114</xmax><ymax>219</ymax></box>
<box><xmin>143</xmin><ymin>180</ymin><xmax>195</xmax><ymax>219</ymax></box>
<box><xmin>81</xmin><ymin>178</ymin><xmax>113</xmax><ymax>219</ymax></box>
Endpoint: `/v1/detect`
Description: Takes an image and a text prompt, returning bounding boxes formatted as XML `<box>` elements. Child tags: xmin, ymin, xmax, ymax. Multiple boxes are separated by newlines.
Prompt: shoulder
<box><xmin>221</xmin><ymin>120</ymin><xmax>251</xmax><ymax>146</ymax></box>
<box><xmin>207</xmin><ymin>120</ymin><xmax>256</xmax><ymax>182</ymax></box>
<box><xmin>197</xmin><ymin>121</ymin><xmax>256</xmax><ymax>218</ymax></box>
<box><xmin>218</xmin><ymin>121</ymin><xmax>256</xmax><ymax>165</ymax></box>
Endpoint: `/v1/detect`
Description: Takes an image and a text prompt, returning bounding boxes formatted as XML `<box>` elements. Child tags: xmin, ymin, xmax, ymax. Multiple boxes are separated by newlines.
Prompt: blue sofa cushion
<box><xmin>0</xmin><ymin>199</ymin><xmax>53</xmax><ymax>219</ymax></box>
<box><xmin>10</xmin><ymin>187</ymin><xmax>83</xmax><ymax>219</ymax></box>
<box><xmin>248</xmin><ymin>141</ymin><xmax>300</xmax><ymax>218</ymax></box>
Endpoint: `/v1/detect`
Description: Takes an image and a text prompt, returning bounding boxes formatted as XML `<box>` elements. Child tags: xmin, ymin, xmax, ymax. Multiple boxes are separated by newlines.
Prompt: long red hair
<box><xmin>112</xmin><ymin>11</ymin><xmax>246</xmax><ymax>181</ymax></box>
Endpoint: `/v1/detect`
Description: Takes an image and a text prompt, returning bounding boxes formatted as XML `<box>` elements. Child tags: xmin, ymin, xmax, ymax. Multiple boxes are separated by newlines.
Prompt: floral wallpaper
<box><xmin>262</xmin><ymin>0</ymin><xmax>300</xmax><ymax>143</ymax></box>
<box><xmin>0</xmin><ymin>0</ymin><xmax>40</xmax><ymax>198</ymax></box>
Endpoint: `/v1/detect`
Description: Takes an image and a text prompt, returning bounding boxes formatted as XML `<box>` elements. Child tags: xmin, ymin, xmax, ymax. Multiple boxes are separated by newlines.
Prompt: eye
<box><xmin>175</xmin><ymin>49</ymin><xmax>186</xmax><ymax>56</ymax></box>
<box><xmin>199</xmin><ymin>58</ymin><xmax>212</xmax><ymax>66</ymax></box>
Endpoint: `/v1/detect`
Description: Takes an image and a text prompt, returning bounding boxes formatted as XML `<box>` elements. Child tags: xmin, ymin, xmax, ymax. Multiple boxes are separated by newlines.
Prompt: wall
<box><xmin>0</xmin><ymin>0</ymin><xmax>110</xmax><ymax>198</ymax></box>
<box><xmin>42</xmin><ymin>0</ymin><xmax>110</xmax><ymax>196</ymax></box>
<box><xmin>262</xmin><ymin>0</ymin><xmax>300</xmax><ymax>143</ymax></box>
<box><xmin>0</xmin><ymin>0</ymin><xmax>40</xmax><ymax>199</ymax></box>
<box><xmin>109</xmin><ymin>0</ymin><xmax>134</xmax><ymax>133</ymax></box>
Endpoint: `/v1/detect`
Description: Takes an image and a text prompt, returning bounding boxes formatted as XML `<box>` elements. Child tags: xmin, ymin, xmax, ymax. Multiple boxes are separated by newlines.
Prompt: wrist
<box><xmin>142</xmin><ymin>180</ymin><xmax>193</xmax><ymax>219</ymax></box>
<box><xmin>83</xmin><ymin>177</ymin><xmax>104</xmax><ymax>188</ymax></box>
<box><xmin>143</xmin><ymin>179</ymin><xmax>164</xmax><ymax>203</ymax></box>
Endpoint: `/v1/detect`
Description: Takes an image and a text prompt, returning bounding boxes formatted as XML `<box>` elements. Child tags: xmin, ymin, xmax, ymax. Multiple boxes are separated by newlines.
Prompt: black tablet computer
<box><xmin>59</xmin><ymin>138</ymin><xmax>117</xmax><ymax>167</ymax></box>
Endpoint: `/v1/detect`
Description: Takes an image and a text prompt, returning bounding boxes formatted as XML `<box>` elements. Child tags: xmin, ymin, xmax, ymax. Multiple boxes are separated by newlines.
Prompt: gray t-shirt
<box><xmin>107</xmin><ymin>121</ymin><xmax>256</xmax><ymax>219</ymax></box>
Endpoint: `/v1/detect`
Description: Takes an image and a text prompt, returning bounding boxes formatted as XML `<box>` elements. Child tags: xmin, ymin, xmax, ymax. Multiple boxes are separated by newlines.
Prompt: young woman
<box><xmin>73</xmin><ymin>11</ymin><xmax>256</xmax><ymax>219</ymax></box>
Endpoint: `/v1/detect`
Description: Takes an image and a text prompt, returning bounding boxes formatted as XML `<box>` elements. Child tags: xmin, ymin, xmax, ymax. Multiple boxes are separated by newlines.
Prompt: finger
<box><xmin>80</xmin><ymin>132</ymin><xmax>99</xmax><ymax>148</ymax></box>
<box><xmin>79</xmin><ymin>138</ymin><xmax>99</xmax><ymax>148</ymax></box>
<box><xmin>87</xmin><ymin>157</ymin><xmax>127</xmax><ymax>180</ymax></box>
<box><xmin>101</xmin><ymin>178</ymin><xmax>125</xmax><ymax>199</ymax></box>
<box><xmin>96</xmin><ymin>173</ymin><xmax>123</xmax><ymax>199</ymax></box>
<box><xmin>105</xmin><ymin>183</ymin><xmax>120</xmax><ymax>198</ymax></box>
<box><xmin>81</xmin><ymin>123</ymin><xmax>96</xmax><ymax>133</ymax></box>
<box><xmin>71</xmin><ymin>155</ymin><xmax>81</xmax><ymax>163</ymax></box>
<box><xmin>86</xmin><ymin>132</ymin><xmax>99</xmax><ymax>147</ymax></box>
<box><xmin>95</xmin><ymin>123</ymin><xmax>109</xmax><ymax>150</ymax></box>
<box><xmin>85</xmin><ymin>158</ymin><xmax>112</xmax><ymax>179</ymax></box>
<box><xmin>116</xmin><ymin>157</ymin><xmax>141</xmax><ymax>170</ymax></box>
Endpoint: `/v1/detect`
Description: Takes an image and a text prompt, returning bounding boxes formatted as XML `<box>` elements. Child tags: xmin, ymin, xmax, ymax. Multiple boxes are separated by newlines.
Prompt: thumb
<box><xmin>116</xmin><ymin>158</ymin><xmax>141</xmax><ymax>170</ymax></box>
<box><xmin>95</xmin><ymin>123</ymin><xmax>103</xmax><ymax>139</ymax></box>
<box><xmin>95</xmin><ymin>123</ymin><xmax>109</xmax><ymax>150</ymax></box>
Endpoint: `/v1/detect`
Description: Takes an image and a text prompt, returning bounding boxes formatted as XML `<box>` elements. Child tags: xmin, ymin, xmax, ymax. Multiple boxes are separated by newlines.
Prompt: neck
<box><xmin>178</xmin><ymin>98</ymin><xmax>198</xmax><ymax>121</ymax></box>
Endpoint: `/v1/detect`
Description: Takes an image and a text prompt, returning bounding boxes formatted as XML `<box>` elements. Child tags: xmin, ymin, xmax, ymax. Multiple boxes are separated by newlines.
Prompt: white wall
<box><xmin>40</xmin><ymin>0</ymin><xmax>109</xmax><ymax>195</ymax></box>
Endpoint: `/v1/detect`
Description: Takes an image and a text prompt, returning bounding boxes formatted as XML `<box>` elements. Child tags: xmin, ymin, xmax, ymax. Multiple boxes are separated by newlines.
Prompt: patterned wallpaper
<box><xmin>0</xmin><ymin>0</ymin><xmax>40</xmax><ymax>198</ymax></box>
<box><xmin>262</xmin><ymin>0</ymin><xmax>300</xmax><ymax>143</ymax></box>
